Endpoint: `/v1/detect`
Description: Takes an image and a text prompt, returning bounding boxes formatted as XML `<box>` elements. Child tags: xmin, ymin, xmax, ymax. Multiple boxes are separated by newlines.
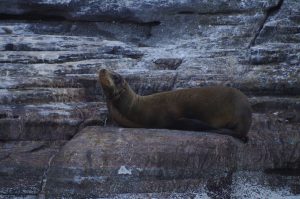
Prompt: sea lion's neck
<box><xmin>111</xmin><ymin>83</ymin><xmax>141</xmax><ymax>114</ymax></box>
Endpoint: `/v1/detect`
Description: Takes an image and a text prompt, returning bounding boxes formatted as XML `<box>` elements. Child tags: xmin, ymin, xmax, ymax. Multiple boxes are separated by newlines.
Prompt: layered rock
<box><xmin>0</xmin><ymin>0</ymin><xmax>299</xmax><ymax>198</ymax></box>
<box><xmin>0</xmin><ymin>0</ymin><xmax>280</xmax><ymax>23</ymax></box>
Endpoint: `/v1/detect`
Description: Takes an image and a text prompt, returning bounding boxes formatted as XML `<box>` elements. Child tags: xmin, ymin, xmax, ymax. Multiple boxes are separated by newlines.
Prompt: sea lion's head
<box><xmin>99</xmin><ymin>69</ymin><xmax>126</xmax><ymax>100</ymax></box>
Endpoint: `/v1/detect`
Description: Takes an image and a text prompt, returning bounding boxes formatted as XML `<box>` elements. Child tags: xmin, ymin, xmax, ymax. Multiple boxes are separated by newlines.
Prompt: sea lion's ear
<box><xmin>121</xmin><ymin>77</ymin><xmax>126</xmax><ymax>86</ymax></box>
<box><xmin>111</xmin><ymin>73</ymin><xmax>123</xmax><ymax>85</ymax></box>
<box><xmin>98</xmin><ymin>69</ymin><xmax>106</xmax><ymax>81</ymax></box>
<box><xmin>98</xmin><ymin>71</ymin><xmax>101</xmax><ymax>81</ymax></box>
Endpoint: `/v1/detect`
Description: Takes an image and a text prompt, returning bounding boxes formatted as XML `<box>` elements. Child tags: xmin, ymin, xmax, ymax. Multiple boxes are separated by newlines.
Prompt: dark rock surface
<box><xmin>0</xmin><ymin>0</ymin><xmax>299</xmax><ymax>198</ymax></box>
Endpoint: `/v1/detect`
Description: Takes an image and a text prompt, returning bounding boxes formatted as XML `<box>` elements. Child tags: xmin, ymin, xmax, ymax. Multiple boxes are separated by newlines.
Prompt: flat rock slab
<box><xmin>44</xmin><ymin>126</ymin><xmax>300</xmax><ymax>198</ymax></box>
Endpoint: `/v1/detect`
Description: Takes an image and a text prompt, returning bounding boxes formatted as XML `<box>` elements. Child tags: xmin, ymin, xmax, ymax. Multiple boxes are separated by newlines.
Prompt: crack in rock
<box><xmin>171</xmin><ymin>72</ymin><xmax>179</xmax><ymax>90</ymax></box>
<box><xmin>37</xmin><ymin>154</ymin><xmax>55</xmax><ymax>199</ymax></box>
<box><xmin>248</xmin><ymin>0</ymin><xmax>284</xmax><ymax>48</ymax></box>
<box><xmin>37</xmin><ymin>125</ymin><xmax>83</xmax><ymax>198</ymax></box>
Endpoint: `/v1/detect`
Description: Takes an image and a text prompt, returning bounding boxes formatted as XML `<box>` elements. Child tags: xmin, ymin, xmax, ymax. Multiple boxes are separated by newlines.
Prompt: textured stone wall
<box><xmin>0</xmin><ymin>0</ymin><xmax>299</xmax><ymax>198</ymax></box>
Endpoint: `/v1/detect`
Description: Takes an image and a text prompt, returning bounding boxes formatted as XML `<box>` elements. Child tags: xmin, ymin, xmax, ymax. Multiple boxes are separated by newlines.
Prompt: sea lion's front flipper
<box><xmin>108</xmin><ymin>102</ymin><xmax>142</xmax><ymax>128</ymax></box>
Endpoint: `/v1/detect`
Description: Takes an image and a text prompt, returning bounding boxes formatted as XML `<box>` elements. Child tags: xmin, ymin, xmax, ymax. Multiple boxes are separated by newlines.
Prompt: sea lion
<box><xmin>99</xmin><ymin>69</ymin><xmax>252</xmax><ymax>142</ymax></box>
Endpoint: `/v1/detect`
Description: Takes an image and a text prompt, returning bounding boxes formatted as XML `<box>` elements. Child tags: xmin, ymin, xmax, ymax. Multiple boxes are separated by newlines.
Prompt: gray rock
<box><xmin>0</xmin><ymin>0</ymin><xmax>299</xmax><ymax>197</ymax></box>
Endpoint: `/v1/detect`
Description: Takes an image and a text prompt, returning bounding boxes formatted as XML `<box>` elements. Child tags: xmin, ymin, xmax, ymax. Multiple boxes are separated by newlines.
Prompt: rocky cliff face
<box><xmin>0</xmin><ymin>0</ymin><xmax>299</xmax><ymax>198</ymax></box>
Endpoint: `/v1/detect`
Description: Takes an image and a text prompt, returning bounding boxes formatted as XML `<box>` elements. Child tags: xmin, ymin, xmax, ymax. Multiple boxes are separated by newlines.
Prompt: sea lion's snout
<box><xmin>99</xmin><ymin>69</ymin><xmax>126</xmax><ymax>100</ymax></box>
<box><xmin>99</xmin><ymin>69</ymin><xmax>110</xmax><ymax>86</ymax></box>
<box><xmin>99</xmin><ymin>69</ymin><xmax>122</xmax><ymax>85</ymax></box>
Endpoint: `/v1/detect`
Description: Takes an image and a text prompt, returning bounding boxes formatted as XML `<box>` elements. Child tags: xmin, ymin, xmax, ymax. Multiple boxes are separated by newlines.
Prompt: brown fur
<box><xmin>99</xmin><ymin>69</ymin><xmax>252</xmax><ymax>142</ymax></box>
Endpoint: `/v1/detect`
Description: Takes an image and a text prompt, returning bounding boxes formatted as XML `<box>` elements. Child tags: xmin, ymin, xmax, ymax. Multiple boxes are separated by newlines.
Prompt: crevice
<box><xmin>77</xmin><ymin>118</ymin><xmax>107</xmax><ymax>133</ymax></box>
<box><xmin>0</xmin><ymin>113</ymin><xmax>18</xmax><ymax>119</ymax></box>
<box><xmin>248</xmin><ymin>0</ymin><xmax>284</xmax><ymax>48</ymax></box>
<box><xmin>177</xmin><ymin>11</ymin><xmax>196</xmax><ymax>15</ymax></box>
<box><xmin>0</xmin><ymin>13</ymin><xmax>161</xmax><ymax>27</ymax></box>
<box><xmin>36</xmin><ymin>126</ymin><xmax>81</xmax><ymax>197</ymax></box>
<box><xmin>171</xmin><ymin>72</ymin><xmax>179</xmax><ymax>90</ymax></box>
<box><xmin>0</xmin><ymin>13</ymin><xmax>67</xmax><ymax>21</ymax></box>
<box><xmin>177</xmin><ymin>9</ymin><xmax>258</xmax><ymax>16</ymax></box>
<box><xmin>108</xmin><ymin>46</ymin><xmax>144</xmax><ymax>59</ymax></box>
<box><xmin>0</xmin><ymin>12</ymin><xmax>160</xmax><ymax>43</ymax></box>
<box><xmin>27</xmin><ymin>143</ymin><xmax>49</xmax><ymax>153</ymax></box>
<box><xmin>36</xmin><ymin>116</ymin><xmax>87</xmax><ymax>197</ymax></box>
<box><xmin>265</xmin><ymin>168</ymin><xmax>300</xmax><ymax>176</ymax></box>
<box><xmin>154</xmin><ymin>58</ymin><xmax>183</xmax><ymax>70</ymax></box>
<box><xmin>0</xmin><ymin>113</ymin><xmax>8</xmax><ymax>119</ymax></box>
<box><xmin>37</xmin><ymin>153</ymin><xmax>55</xmax><ymax>198</ymax></box>
<box><xmin>0</xmin><ymin>194</ymin><xmax>38</xmax><ymax>197</ymax></box>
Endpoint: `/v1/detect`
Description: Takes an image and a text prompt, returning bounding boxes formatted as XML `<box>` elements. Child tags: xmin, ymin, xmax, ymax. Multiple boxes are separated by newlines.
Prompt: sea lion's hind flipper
<box><xmin>171</xmin><ymin>118</ymin><xmax>247</xmax><ymax>143</ymax></box>
<box><xmin>170</xmin><ymin>118</ymin><xmax>216</xmax><ymax>131</ymax></box>
<box><xmin>212</xmin><ymin>129</ymin><xmax>248</xmax><ymax>143</ymax></box>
